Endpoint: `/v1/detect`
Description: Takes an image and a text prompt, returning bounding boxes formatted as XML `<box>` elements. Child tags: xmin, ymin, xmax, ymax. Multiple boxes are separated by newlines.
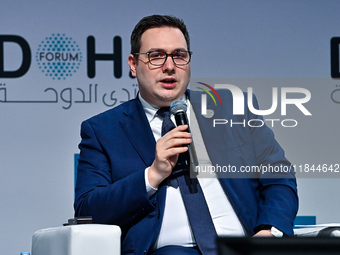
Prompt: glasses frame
<box><xmin>133</xmin><ymin>50</ymin><xmax>193</xmax><ymax>66</ymax></box>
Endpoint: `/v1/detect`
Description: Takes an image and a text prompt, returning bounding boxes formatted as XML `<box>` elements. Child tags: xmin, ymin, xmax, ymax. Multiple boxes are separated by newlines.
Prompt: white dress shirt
<box><xmin>139</xmin><ymin>94</ymin><xmax>245</xmax><ymax>250</ymax></box>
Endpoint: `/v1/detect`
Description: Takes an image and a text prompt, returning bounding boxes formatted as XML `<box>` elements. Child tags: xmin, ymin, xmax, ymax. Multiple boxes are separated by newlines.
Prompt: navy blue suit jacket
<box><xmin>74</xmin><ymin>90</ymin><xmax>298</xmax><ymax>255</ymax></box>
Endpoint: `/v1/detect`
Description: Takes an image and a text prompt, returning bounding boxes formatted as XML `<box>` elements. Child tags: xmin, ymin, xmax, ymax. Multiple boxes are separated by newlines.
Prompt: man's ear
<box><xmin>128</xmin><ymin>54</ymin><xmax>137</xmax><ymax>77</ymax></box>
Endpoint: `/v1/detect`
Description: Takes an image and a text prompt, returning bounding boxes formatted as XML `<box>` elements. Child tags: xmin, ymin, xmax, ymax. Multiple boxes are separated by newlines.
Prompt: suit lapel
<box><xmin>119</xmin><ymin>98</ymin><xmax>156</xmax><ymax>167</ymax></box>
<box><xmin>190</xmin><ymin>90</ymin><xmax>240</xmax><ymax>167</ymax></box>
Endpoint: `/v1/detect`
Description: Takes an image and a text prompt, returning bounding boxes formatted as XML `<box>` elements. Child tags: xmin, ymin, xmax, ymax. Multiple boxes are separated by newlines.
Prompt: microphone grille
<box><xmin>170</xmin><ymin>100</ymin><xmax>187</xmax><ymax>114</ymax></box>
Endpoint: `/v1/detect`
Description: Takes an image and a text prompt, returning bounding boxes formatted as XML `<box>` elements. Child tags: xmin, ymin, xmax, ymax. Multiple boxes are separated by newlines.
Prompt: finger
<box><xmin>156</xmin><ymin>139</ymin><xmax>189</xmax><ymax>159</ymax></box>
<box><xmin>161</xmin><ymin>126</ymin><xmax>191</xmax><ymax>141</ymax></box>
<box><xmin>158</xmin><ymin>136</ymin><xmax>192</xmax><ymax>152</ymax></box>
<box><xmin>162</xmin><ymin>124</ymin><xmax>189</xmax><ymax>136</ymax></box>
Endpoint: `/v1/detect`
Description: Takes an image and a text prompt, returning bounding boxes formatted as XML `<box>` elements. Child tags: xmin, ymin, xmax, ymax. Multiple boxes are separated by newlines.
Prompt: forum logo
<box><xmin>36</xmin><ymin>33</ymin><xmax>82</xmax><ymax>80</ymax></box>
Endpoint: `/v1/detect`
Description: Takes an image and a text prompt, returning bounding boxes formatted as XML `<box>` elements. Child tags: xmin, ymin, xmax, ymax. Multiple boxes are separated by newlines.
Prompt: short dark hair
<box><xmin>130</xmin><ymin>14</ymin><xmax>190</xmax><ymax>54</ymax></box>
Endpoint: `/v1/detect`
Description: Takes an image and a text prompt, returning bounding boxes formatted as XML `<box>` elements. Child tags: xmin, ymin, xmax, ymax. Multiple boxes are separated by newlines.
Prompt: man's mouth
<box><xmin>160</xmin><ymin>78</ymin><xmax>177</xmax><ymax>85</ymax></box>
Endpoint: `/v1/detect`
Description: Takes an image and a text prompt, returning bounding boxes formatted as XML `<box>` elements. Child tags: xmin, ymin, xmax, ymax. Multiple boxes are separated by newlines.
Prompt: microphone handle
<box><xmin>174</xmin><ymin>112</ymin><xmax>199</xmax><ymax>174</ymax></box>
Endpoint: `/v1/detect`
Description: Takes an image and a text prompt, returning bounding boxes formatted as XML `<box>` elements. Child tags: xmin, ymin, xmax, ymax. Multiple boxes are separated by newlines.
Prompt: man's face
<box><xmin>128</xmin><ymin>26</ymin><xmax>191</xmax><ymax>107</ymax></box>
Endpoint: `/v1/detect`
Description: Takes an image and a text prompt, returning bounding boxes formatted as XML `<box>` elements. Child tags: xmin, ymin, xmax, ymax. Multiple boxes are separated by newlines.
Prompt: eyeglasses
<box><xmin>134</xmin><ymin>50</ymin><xmax>192</xmax><ymax>66</ymax></box>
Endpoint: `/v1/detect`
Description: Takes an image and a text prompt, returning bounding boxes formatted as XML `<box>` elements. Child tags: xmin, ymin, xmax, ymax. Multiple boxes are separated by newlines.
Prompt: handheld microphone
<box><xmin>170</xmin><ymin>100</ymin><xmax>199</xmax><ymax>175</ymax></box>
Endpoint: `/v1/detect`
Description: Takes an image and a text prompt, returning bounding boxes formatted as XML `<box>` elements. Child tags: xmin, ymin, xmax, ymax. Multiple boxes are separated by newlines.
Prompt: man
<box><xmin>74</xmin><ymin>15</ymin><xmax>298</xmax><ymax>255</ymax></box>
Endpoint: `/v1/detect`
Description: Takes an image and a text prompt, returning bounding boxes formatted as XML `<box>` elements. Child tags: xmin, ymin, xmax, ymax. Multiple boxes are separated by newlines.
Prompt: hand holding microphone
<box><xmin>149</xmin><ymin>99</ymin><xmax>198</xmax><ymax>188</ymax></box>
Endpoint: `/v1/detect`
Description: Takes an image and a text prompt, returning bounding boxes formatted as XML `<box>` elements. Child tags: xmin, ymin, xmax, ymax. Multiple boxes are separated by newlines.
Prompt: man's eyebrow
<box><xmin>147</xmin><ymin>47</ymin><xmax>188</xmax><ymax>52</ymax></box>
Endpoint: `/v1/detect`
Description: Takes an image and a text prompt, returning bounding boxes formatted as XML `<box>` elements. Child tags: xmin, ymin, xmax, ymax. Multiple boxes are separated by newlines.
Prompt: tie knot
<box><xmin>156</xmin><ymin>107</ymin><xmax>171</xmax><ymax>118</ymax></box>
<box><xmin>157</xmin><ymin>107</ymin><xmax>175</xmax><ymax>136</ymax></box>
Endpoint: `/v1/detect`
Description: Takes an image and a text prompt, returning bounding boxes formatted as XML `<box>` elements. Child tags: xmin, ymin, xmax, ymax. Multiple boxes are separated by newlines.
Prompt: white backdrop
<box><xmin>1</xmin><ymin>0</ymin><xmax>340</xmax><ymax>254</ymax></box>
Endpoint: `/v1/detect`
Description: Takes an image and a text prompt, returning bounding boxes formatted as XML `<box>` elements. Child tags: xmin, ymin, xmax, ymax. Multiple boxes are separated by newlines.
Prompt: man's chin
<box><xmin>159</xmin><ymin>92</ymin><xmax>185</xmax><ymax>104</ymax></box>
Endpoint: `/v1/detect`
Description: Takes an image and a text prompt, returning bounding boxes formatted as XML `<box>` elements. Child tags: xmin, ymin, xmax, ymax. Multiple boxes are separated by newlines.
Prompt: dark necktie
<box><xmin>157</xmin><ymin>107</ymin><xmax>218</xmax><ymax>255</ymax></box>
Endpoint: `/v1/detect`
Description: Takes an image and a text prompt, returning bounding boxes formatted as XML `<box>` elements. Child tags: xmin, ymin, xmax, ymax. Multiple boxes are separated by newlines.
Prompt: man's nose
<box><xmin>162</xmin><ymin>55</ymin><xmax>175</xmax><ymax>72</ymax></box>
